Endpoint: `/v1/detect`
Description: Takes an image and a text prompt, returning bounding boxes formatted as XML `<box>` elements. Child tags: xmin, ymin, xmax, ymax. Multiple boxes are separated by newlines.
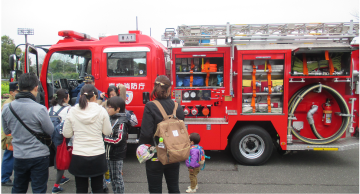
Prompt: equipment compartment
<box><xmin>291</xmin><ymin>50</ymin><xmax>352</xmax><ymax>77</ymax></box>
<box><xmin>175</xmin><ymin>56</ymin><xmax>224</xmax><ymax>88</ymax></box>
<box><xmin>241</xmin><ymin>57</ymin><xmax>284</xmax><ymax>114</ymax></box>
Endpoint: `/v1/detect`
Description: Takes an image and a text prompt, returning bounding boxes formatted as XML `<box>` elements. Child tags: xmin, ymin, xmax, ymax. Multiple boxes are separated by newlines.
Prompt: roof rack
<box><xmin>162</xmin><ymin>21</ymin><xmax>359</xmax><ymax>46</ymax></box>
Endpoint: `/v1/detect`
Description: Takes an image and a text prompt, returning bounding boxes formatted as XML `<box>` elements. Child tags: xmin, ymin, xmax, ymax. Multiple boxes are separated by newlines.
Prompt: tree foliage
<box><xmin>1</xmin><ymin>35</ymin><xmax>16</xmax><ymax>78</ymax></box>
<box><xmin>1</xmin><ymin>35</ymin><xmax>23</xmax><ymax>78</ymax></box>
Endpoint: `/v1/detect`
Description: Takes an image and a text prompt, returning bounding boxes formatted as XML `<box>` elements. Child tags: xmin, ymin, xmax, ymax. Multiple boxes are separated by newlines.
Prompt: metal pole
<box><xmin>150</xmin><ymin>28</ymin><xmax>151</xmax><ymax>36</ymax></box>
<box><xmin>25</xmin><ymin>34</ymin><xmax>29</xmax><ymax>73</ymax></box>
<box><xmin>136</xmin><ymin>16</ymin><xmax>138</xmax><ymax>30</ymax></box>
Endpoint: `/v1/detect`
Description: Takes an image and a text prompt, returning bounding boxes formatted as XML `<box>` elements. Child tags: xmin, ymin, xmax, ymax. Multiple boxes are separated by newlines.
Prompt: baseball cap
<box><xmin>84</xmin><ymin>75</ymin><xmax>95</xmax><ymax>83</ymax></box>
<box><xmin>9</xmin><ymin>82</ymin><xmax>19</xmax><ymax>91</ymax></box>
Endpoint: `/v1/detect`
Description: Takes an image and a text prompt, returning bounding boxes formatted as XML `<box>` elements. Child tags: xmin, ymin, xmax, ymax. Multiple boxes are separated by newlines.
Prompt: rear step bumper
<box><xmin>286</xmin><ymin>137</ymin><xmax>359</xmax><ymax>151</ymax></box>
<box><xmin>127</xmin><ymin>138</ymin><xmax>139</xmax><ymax>144</ymax></box>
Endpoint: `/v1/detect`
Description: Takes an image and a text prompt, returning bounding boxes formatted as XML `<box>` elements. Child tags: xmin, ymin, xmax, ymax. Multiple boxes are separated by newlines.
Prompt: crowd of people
<box><xmin>1</xmin><ymin>73</ymin><xmax>204</xmax><ymax>194</ymax></box>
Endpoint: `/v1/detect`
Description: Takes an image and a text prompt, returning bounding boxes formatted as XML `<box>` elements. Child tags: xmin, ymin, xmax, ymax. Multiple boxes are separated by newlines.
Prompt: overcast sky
<box><xmin>1</xmin><ymin>0</ymin><xmax>359</xmax><ymax>47</ymax></box>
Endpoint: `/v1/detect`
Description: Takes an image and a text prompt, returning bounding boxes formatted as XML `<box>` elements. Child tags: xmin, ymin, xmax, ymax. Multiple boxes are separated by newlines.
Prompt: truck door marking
<box><xmin>131</xmin><ymin>83</ymin><xmax>138</xmax><ymax>90</ymax></box>
<box><xmin>126</xmin><ymin>91</ymin><xmax>133</xmax><ymax>105</ymax></box>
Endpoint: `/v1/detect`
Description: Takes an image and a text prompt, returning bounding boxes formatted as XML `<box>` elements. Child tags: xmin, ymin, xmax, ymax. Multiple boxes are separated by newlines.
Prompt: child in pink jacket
<box><xmin>185</xmin><ymin>133</ymin><xmax>201</xmax><ymax>193</ymax></box>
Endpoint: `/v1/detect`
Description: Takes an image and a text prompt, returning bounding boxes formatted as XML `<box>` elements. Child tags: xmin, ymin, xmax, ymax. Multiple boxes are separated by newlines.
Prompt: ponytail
<box><xmin>79</xmin><ymin>84</ymin><xmax>98</xmax><ymax>109</ymax></box>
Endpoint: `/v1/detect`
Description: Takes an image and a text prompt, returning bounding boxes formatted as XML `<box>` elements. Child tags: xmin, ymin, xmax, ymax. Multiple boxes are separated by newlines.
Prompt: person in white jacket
<box><xmin>63</xmin><ymin>84</ymin><xmax>112</xmax><ymax>193</ymax></box>
<box><xmin>48</xmin><ymin>89</ymin><xmax>71</xmax><ymax>194</ymax></box>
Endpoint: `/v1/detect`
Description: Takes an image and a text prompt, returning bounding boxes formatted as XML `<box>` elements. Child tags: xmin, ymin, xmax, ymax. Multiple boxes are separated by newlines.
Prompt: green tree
<box><xmin>1</xmin><ymin>35</ymin><xmax>16</xmax><ymax>78</ymax></box>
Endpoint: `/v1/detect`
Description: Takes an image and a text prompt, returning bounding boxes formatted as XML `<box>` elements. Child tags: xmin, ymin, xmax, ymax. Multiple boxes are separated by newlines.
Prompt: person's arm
<box><xmin>126</xmin><ymin>110</ymin><xmax>138</xmax><ymax>127</ymax></box>
<box><xmin>176</xmin><ymin>102</ymin><xmax>185</xmax><ymax>120</ymax></box>
<box><xmin>102</xmin><ymin>110</ymin><xmax>112</xmax><ymax>136</ymax></box>
<box><xmin>104</xmin><ymin>122</ymin><xmax>126</xmax><ymax>144</ymax></box>
<box><xmin>39</xmin><ymin>107</ymin><xmax>54</xmax><ymax>136</ymax></box>
<box><xmin>101</xmin><ymin>100</ymin><xmax>107</xmax><ymax>108</ymax></box>
<box><xmin>1</xmin><ymin>106</ymin><xmax>10</xmax><ymax>135</ymax></box>
<box><xmin>96</xmin><ymin>99</ymin><xmax>103</xmax><ymax>105</ymax></box>
<box><xmin>63</xmin><ymin>111</ymin><xmax>74</xmax><ymax>138</ymax></box>
<box><xmin>139</xmin><ymin>104</ymin><xmax>155</xmax><ymax>145</ymax></box>
<box><xmin>75</xmin><ymin>92</ymin><xmax>80</xmax><ymax>105</ymax></box>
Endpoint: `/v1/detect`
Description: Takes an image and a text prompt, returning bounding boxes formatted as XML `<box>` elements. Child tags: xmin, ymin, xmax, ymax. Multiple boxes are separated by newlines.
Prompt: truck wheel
<box><xmin>230</xmin><ymin>125</ymin><xmax>273</xmax><ymax>165</ymax></box>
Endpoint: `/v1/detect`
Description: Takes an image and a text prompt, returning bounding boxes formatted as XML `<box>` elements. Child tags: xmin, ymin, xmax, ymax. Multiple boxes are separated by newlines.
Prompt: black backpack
<box><xmin>49</xmin><ymin>106</ymin><xmax>66</xmax><ymax>147</ymax></box>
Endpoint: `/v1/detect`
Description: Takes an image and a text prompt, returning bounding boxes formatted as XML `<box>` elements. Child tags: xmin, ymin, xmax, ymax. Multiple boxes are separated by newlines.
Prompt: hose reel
<box><xmin>288</xmin><ymin>84</ymin><xmax>350</xmax><ymax>144</ymax></box>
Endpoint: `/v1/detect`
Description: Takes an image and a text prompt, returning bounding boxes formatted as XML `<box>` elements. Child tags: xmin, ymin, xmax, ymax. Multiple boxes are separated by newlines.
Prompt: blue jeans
<box><xmin>1</xmin><ymin>149</ymin><xmax>14</xmax><ymax>183</ymax></box>
<box><xmin>12</xmin><ymin>156</ymin><xmax>49</xmax><ymax>194</ymax></box>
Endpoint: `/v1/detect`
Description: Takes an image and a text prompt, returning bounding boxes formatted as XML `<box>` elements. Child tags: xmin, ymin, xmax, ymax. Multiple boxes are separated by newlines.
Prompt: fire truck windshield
<box><xmin>47</xmin><ymin>50</ymin><xmax>91</xmax><ymax>83</ymax></box>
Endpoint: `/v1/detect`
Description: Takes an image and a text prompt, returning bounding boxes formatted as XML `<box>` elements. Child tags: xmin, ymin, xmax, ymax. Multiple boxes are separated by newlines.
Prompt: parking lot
<box><xmin>1</xmin><ymin>145</ymin><xmax>359</xmax><ymax>193</ymax></box>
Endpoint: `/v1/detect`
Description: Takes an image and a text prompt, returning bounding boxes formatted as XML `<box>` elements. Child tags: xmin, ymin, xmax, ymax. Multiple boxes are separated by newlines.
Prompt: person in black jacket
<box><xmin>104</xmin><ymin>96</ymin><xmax>130</xmax><ymax>193</ymax></box>
<box><xmin>139</xmin><ymin>75</ymin><xmax>184</xmax><ymax>193</ymax></box>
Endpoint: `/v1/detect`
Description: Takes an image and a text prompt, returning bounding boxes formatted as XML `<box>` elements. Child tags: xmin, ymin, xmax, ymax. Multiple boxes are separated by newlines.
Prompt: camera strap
<box><xmin>9</xmin><ymin>103</ymin><xmax>38</xmax><ymax>136</ymax></box>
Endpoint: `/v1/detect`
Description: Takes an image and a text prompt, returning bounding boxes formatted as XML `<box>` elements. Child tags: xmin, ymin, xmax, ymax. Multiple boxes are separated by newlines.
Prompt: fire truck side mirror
<box><xmin>9</xmin><ymin>54</ymin><xmax>17</xmax><ymax>71</ymax></box>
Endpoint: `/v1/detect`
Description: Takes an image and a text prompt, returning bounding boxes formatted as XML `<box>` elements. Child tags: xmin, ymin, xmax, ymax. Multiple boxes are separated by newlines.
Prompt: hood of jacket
<box><xmin>71</xmin><ymin>102</ymin><xmax>103</xmax><ymax>125</ymax></box>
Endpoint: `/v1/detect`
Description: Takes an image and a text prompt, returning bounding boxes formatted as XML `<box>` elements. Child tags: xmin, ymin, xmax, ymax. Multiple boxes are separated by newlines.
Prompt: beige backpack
<box><xmin>152</xmin><ymin>100</ymin><xmax>190</xmax><ymax>165</ymax></box>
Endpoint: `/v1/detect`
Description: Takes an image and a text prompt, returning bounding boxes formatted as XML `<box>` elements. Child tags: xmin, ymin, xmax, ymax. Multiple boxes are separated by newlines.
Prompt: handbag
<box><xmin>56</xmin><ymin>137</ymin><xmax>73</xmax><ymax>170</ymax></box>
<box><xmin>9</xmin><ymin>103</ymin><xmax>56</xmax><ymax>166</ymax></box>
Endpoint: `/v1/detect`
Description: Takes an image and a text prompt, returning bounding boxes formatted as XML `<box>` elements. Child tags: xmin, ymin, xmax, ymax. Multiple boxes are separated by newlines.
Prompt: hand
<box><xmin>100</xmin><ymin>93</ymin><xmax>105</xmax><ymax>99</ymax></box>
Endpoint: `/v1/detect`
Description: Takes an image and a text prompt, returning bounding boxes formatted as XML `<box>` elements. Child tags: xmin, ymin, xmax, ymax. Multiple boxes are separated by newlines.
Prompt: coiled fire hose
<box><xmin>288</xmin><ymin>84</ymin><xmax>350</xmax><ymax>144</ymax></box>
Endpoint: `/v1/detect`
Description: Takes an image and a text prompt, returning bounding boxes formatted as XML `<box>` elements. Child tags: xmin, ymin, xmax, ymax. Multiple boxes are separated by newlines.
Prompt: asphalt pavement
<box><xmin>1</xmin><ymin>144</ymin><xmax>359</xmax><ymax>193</ymax></box>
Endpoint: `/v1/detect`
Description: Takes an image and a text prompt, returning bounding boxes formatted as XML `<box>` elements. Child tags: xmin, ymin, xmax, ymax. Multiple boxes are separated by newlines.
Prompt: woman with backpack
<box><xmin>139</xmin><ymin>75</ymin><xmax>184</xmax><ymax>193</ymax></box>
<box><xmin>48</xmin><ymin>89</ymin><xmax>71</xmax><ymax>194</ymax></box>
<box><xmin>63</xmin><ymin>84</ymin><xmax>112</xmax><ymax>193</ymax></box>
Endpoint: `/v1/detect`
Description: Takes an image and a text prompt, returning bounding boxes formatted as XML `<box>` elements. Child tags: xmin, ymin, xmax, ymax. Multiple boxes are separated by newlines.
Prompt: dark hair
<box><xmin>150</xmin><ymin>75</ymin><xmax>171</xmax><ymax>100</ymax></box>
<box><xmin>107</xmin><ymin>85</ymin><xmax>119</xmax><ymax>98</ymax></box>
<box><xmin>106</xmin><ymin>96</ymin><xmax>125</xmax><ymax>113</ymax></box>
<box><xmin>51</xmin><ymin>89</ymin><xmax>68</xmax><ymax>106</ymax></box>
<box><xmin>18</xmin><ymin>72</ymin><xmax>39</xmax><ymax>91</ymax></box>
<box><xmin>190</xmin><ymin>133</ymin><xmax>200</xmax><ymax>144</ymax></box>
<box><xmin>79</xmin><ymin>84</ymin><xmax>98</xmax><ymax>109</ymax></box>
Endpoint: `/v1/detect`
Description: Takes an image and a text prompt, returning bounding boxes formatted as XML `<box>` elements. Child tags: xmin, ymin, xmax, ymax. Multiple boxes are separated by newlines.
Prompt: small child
<box><xmin>104</xmin><ymin>96</ymin><xmax>130</xmax><ymax>193</ymax></box>
<box><xmin>185</xmin><ymin>133</ymin><xmax>201</xmax><ymax>193</ymax></box>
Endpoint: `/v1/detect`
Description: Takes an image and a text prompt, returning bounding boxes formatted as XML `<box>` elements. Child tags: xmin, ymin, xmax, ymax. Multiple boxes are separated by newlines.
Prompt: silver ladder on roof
<box><xmin>162</xmin><ymin>21</ymin><xmax>359</xmax><ymax>46</ymax></box>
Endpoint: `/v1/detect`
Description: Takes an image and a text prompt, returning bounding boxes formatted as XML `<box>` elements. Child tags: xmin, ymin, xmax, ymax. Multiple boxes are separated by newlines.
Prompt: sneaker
<box><xmin>60</xmin><ymin>177</ymin><xmax>70</xmax><ymax>185</ymax></box>
<box><xmin>52</xmin><ymin>186</ymin><xmax>63</xmax><ymax>194</ymax></box>
<box><xmin>103</xmin><ymin>187</ymin><xmax>109</xmax><ymax>193</ymax></box>
<box><xmin>187</xmin><ymin>185</ymin><xmax>198</xmax><ymax>190</ymax></box>
<box><xmin>1</xmin><ymin>180</ymin><xmax>13</xmax><ymax>186</ymax></box>
<box><xmin>186</xmin><ymin>187</ymin><xmax>196</xmax><ymax>193</ymax></box>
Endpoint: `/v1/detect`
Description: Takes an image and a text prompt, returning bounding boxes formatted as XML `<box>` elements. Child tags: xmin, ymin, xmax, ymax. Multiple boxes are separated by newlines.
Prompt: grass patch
<box><xmin>1</xmin><ymin>81</ymin><xmax>9</xmax><ymax>97</ymax></box>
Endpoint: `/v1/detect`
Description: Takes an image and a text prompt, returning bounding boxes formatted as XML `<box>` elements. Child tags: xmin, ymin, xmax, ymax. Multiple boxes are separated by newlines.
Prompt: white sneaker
<box><xmin>186</xmin><ymin>187</ymin><xmax>196</xmax><ymax>193</ymax></box>
<box><xmin>187</xmin><ymin>185</ymin><xmax>198</xmax><ymax>190</ymax></box>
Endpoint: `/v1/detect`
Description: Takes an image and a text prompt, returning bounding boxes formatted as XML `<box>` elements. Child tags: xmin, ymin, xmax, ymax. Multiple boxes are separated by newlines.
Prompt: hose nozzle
<box><xmin>307</xmin><ymin>105</ymin><xmax>318</xmax><ymax>125</ymax></box>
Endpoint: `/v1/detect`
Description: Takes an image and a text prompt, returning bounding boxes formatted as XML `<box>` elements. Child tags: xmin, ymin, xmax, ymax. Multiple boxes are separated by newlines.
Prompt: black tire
<box><xmin>230</xmin><ymin>125</ymin><xmax>273</xmax><ymax>165</ymax></box>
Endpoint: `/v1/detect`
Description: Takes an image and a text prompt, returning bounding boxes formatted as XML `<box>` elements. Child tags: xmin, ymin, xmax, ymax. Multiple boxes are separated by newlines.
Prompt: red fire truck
<box><xmin>9</xmin><ymin>21</ymin><xmax>359</xmax><ymax>165</ymax></box>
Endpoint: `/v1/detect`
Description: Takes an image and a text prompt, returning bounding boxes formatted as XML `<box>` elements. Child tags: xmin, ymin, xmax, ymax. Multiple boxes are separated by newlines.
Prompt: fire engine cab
<box><xmin>8</xmin><ymin>21</ymin><xmax>359</xmax><ymax>165</ymax></box>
